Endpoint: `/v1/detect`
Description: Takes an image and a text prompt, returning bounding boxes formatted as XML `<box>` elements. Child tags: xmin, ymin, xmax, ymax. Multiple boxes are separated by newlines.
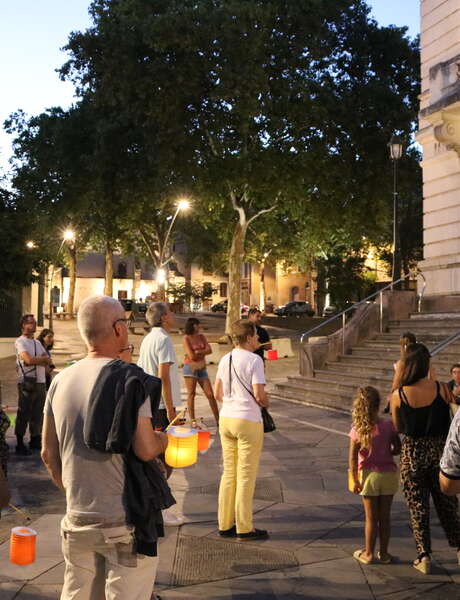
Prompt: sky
<box><xmin>0</xmin><ymin>0</ymin><xmax>420</xmax><ymax>177</ymax></box>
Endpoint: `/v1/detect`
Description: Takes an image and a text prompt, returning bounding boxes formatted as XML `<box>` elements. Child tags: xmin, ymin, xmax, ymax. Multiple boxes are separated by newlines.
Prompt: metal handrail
<box><xmin>300</xmin><ymin>270</ymin><xmax>427</xmax><ymax>354</ymax></box>
<box><xmin>430</xmin><ymin>329</ymin><xmax>460</xmax><ymax>358</ymax></box>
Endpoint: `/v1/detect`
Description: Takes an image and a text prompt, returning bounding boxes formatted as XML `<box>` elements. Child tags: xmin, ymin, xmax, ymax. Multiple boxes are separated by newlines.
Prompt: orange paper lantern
<box><xmin>267</xmin><ymin>349</ymin><xmax>278</xmax><ymax>361</ymax></box>
<box><xmin>10</xmin><ymin>526</ymin><xmax>37</xmax><ymax>565</ymax></box>
<box><xmin>165</xmin><ymin>426</ymin><xmax>198</xmax><ymax>468</ymax></box>
<box><xmin>198</xmin><ymin>430</ymin><xmax>211</xmax><ymax>453</ymax></box>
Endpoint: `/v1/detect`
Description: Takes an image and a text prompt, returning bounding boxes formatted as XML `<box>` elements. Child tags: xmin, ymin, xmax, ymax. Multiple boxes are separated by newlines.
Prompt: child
<box><xmin>349</xmin><ymin>386</ymin><xmax>401</xmax><ymax>564</ymax></box>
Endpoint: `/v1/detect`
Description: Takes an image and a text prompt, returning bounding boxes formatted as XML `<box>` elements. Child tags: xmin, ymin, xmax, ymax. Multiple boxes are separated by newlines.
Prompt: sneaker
<box><xmin>163</xmin><ymin>511</ymin><xmax>184</xmax><ymax>526</ymax></box>
<box><xmin>237</xmin><ymin>528</ymin><xmax>269</xmax><ymax>541</ymax></box>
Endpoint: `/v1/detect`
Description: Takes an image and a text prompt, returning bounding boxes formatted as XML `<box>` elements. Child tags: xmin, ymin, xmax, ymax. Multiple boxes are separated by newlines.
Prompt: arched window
<box><xmin>219</xmin><ymin>282</ymin><xmax>228</xmax><ymax>297</ymax></box>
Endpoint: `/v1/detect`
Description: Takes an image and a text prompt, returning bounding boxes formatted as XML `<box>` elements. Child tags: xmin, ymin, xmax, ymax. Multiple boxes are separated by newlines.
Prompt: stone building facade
<box><xmin>417</xmin><ymin>0</ymin><xmax>460</xmax><ymax>307</ymax></box>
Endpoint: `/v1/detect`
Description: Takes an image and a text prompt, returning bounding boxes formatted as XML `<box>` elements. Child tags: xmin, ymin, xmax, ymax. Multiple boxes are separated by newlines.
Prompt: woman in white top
<box><xmin>214</xmin><ymin>320</ymin><xmax>269</xmax><ymax>541</ymax></box>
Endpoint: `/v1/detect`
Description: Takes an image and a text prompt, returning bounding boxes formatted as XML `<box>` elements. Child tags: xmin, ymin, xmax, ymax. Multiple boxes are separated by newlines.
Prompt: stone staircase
<box><xmin>273</xmin><ymin>311</ymin><xmax>460</xmax><ymax>412</ymax></box>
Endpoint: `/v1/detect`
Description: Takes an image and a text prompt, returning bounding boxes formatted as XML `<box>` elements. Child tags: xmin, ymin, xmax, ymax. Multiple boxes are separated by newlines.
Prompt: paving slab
<box><xmin>0</xmin><ymin>514</ymin><xmax>63</xmax><ymax>582</ymax></box>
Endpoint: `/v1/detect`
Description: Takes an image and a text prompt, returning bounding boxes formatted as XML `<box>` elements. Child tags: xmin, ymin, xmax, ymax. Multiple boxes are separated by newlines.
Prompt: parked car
<box><xmin>274</xmin><ymin>301</ymin><xmax>315</xmax><ymax>317</ymax></box>
<box><xmin>322</xmin><ymin>305</ymin><xmax>337</xmax><ymax>317</ymax></box>
<box><xmin>211</xmin><ymin>300</ymin><xmax>250</xmax><ymax>315</ymax></box>
<box><xmin>211</xmin><ymin>300</ymin><xmax>228</xmax><ymax>312</ymax></box>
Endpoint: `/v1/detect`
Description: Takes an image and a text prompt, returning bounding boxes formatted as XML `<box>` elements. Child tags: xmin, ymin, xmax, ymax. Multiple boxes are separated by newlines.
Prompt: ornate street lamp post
<box><xmin>388</xmin><ymin>135</ymin><xmax>403</xmax><ymax>285</ymax></box>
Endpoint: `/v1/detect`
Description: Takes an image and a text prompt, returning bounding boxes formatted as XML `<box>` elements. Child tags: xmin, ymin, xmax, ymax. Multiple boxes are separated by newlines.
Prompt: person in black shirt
<box><xmin>447</xmin><ymin>363</ymin><xmax>460</xmax><ymax>404</ymax></box>
<box><xmin>247</xmin><ymin>308</ymin><xmax>271</xmax><ymax>361</ymax></box>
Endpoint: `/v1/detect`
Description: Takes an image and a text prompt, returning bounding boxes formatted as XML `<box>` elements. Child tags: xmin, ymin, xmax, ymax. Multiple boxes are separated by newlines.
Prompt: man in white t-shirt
<box><xmin>138</xmin><ymin>301</ymin><xmax>184</xmax><ymax>526</ymax></box>
<box><xmin>41</xmin><ymin>296</ymin><xmax>168</xmax><ymax>600</ymax></box>
<box><xmin>138</xmin><ymin>302</ymin><xmax>182</xmax><ymax>429</ymax></box>
<box><xmin>15</xmin><ymin>314</ymin><xmax>52</xmax><ymax>455</ymax></box>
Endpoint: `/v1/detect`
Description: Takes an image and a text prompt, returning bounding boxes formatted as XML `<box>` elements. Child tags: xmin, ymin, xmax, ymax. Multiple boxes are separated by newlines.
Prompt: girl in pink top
<box><xmin>349</xmin><ymin>386</ymin><xmax>401</xmax><ymax>565</ymax></box>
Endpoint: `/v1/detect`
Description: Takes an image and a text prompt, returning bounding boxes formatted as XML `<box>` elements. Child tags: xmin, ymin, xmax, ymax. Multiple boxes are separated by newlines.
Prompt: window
<box><xmin>203</xmin><ymin>281</ymin><xmax>214</xmax><ymax>299</ymax></box>
<box><xmin>117</xmin><ymin>262</ymin><xmax>127</xmax><ymax>279</ymax></box>
<box><xmin>291</xmin><ymin>286</ymin><xmax>300</xmax><ymax>301</ymax></box>
<box><xmin>219</xmin><ymin>282</ymin><xmax>228</xmax><ymax>297</ymax></box>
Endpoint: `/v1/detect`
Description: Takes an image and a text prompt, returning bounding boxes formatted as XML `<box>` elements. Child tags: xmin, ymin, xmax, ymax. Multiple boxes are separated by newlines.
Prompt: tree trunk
<box><xmin>225</xmin><ymin>221</ymin><xmax>247</xmax><ymax>335</ymax></box>
<box><xmin>104</xmin><ymin>243</ymin><xmax>113</xmax><ymax>297</ymax></box>
<box><xmin>67</xmin><ymin>245</ymin><xmax>77</xmax><ymax>315</ymax></box>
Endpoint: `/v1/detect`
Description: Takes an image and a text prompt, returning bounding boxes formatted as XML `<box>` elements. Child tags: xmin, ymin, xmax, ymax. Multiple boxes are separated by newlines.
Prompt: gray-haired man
<box><xmin>138</xmin><ymin>301</ymin><xmax>184</xmax><ymax>526</ymax></box>
<box><xmin>41</xmin><ymin>295</ymin><xmax>167</xmax><ymax>599</ymax></box>
<box><xmin>138</xmin><ymin>302</ymin><xmax>182</xmax><ymax>429</ymax></box>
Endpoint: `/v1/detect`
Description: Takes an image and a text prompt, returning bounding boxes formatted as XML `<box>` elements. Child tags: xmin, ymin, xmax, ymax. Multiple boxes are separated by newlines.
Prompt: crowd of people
<box><xmin>2</xmin><ymin>301</ymin><xmax>460</xmax><ymax>597</ymax></box>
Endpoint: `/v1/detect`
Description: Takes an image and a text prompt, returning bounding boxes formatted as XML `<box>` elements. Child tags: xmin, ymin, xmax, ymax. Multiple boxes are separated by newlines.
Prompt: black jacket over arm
<box><xmin>84</xmin><ymin>359</ymin><xmax>175</xmax><ymax>556</ymax></box>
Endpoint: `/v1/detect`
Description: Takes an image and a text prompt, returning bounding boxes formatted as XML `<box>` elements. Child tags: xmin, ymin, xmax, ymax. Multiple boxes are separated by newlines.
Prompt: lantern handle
<box><xmin>165</xmin><ymin>408</ymin><xmax>187</xmax><ymax>431</ymax></box>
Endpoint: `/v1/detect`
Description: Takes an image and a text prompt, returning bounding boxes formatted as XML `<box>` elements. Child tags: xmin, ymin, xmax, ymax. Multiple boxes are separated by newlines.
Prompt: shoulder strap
<box><xmin>16</xmin><ymin>339</ymin><xmax>37</xmax><ymax>378</ymax></box>
<box><xmin>398</xmin><ymin>387</ymin><xmax>409</xmax><ymax>404</ymax></box>
<box><xmin>229</xmin><ymin>352</ymin><xmax>257</xmax><ymax>401</ymax></box>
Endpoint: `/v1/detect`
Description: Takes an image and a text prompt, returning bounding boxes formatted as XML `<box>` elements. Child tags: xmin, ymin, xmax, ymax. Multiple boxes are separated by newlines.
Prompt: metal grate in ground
<box><xmin>198</xmin><ymin>477</ymin><xmax>283</xmax><ymax>503</ymax></box>
<box><xmin>170</xmin><ymin>534</ymin><xmax>297</xmax><ymax>586</ymax></box>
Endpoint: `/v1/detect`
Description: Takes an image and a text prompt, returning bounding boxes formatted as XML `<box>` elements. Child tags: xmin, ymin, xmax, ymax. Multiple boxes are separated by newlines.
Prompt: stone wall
<box><xmin>417</xmin><ymin>0</ymin><xmax>460</xmax><ymax>297</ymax></box>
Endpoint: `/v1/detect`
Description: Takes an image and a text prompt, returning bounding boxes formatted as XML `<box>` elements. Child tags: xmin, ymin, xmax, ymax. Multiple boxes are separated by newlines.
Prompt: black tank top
<box><xmin>398</xmin><ymin>381</ymin><xmax>450</xmax><ymax>438</ymax></box>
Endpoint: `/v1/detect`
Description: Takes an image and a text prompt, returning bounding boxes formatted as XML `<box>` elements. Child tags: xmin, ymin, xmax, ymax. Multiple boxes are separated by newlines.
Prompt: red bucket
<box><xmin>267</xmin><ymin>349</ymin><xmax>278</xmax><ymax>361</ymax></box>
<box><xmin>198</xmin><ymin>430</ymin><xmax>211</xmax><ymax>453</ymax></box>
<box><xmin>10</xmin><ymin>526</ymin><xmax>37</xmax><ymax>565</ymax></box>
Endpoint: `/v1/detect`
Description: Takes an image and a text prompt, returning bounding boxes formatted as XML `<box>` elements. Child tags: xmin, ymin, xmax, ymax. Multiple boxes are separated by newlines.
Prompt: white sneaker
<box><xmin>163</xmin><ymin>510</ymin><xmax>184</xmax><ymax>526</ymax></box>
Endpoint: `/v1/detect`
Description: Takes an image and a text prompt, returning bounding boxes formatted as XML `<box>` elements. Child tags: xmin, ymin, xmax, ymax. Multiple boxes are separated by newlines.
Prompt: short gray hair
<box><xmin>77</xmin><ymin>295</ymin><xmax>124</xmax><ymax>346</ymax></box>
<box><xmin>146</xmin><ymin>301</ymin><xmax>168</xmax><ymax>327</ymax></box>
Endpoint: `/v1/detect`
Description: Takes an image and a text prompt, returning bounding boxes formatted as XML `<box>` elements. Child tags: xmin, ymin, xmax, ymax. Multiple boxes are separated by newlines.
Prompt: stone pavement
<box><xmin>1</xmin><ymin>318</ymin><xmax>460</xmax><ymax>598</ymax></box>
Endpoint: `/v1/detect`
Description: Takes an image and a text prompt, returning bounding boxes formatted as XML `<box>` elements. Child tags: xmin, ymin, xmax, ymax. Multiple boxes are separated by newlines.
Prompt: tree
<box><xmin>60</xmin><ymin>0</ymin><xmax>421</xmax><ymax>330</ymax></box>
<box><xmin>0</xmin><ymin>186</ymin><xmax>44</xmax><ymax>297</ymax></box>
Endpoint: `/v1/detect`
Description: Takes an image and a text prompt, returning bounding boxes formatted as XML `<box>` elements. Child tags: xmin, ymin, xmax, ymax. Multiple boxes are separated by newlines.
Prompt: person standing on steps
<box><xmin>391</xmin><ymin>343</ymin><xmax>460</xmax><ymax>575</ymax></box>
<box><xmin>183</xmin><ymin>317</ymin><xmax>219</xmax><ymax>427</ymax></box>
<box><xmin>447</xmin><ymin>363</ymin><xmax>460</xmax><ymax>404</ymax></box>
<box><xmin>247</xmin><ymin>308</ymin><xmax>271</xmax><ymax>362</ymax></box>
<box><xmin>138</xmin><ymin>301</ymin><xmax>184</xmax><ymax>527</ymax></box>
<box><xmin>15</xmin><ymin>314</ymin><xmax>52</xmax><ymax>455</ymax></box>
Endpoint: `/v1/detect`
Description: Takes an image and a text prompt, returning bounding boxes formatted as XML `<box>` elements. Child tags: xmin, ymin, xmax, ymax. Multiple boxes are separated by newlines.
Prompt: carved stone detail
<box><xmin>433</xmin><ymin>111</ymin><xmax>460</xmax><ymax>156</ymax></box>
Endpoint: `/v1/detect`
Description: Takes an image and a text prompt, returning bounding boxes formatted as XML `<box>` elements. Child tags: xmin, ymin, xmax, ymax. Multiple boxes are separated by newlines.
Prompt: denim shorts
<box><xmin>183</xmin><ymin>363</ymin><xmax>209</xmax><ymax>380</ymax></box>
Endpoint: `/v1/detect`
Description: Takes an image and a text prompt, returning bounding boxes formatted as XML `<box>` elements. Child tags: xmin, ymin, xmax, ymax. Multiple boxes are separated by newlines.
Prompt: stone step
<box><xmin>272</xmin><ymin>381</ymin><xmax>351</xmax><ymax>411</ymax></box>
<box><xmin>389</xmin><ymin>319</ymin><xmax>460</xmax><ymax>329</ymax></box>
<box><xmin>350</xmin><ymin>347</ymin><xmax>460</xmax><ymax>362</ymax></box>
<box><xmin>313</xmin><ymin>369</ymin><xmax>393</xmax><ymax>388</ymax></box>
<box><xmin>409</xmin><ymin>312</ymin><xmax>460</xmax><ymax>320</ymax></box>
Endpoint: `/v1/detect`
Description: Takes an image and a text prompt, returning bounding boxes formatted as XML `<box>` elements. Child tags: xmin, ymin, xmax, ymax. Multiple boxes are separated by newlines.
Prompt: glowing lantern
<box><xmin>165</xmin><ymin>426</ymin><xmax>198</xmax><ymax>468</ymax></box>
<box><xmin>10</xmin><ymin>526</ymin><xmax>37</xmax><ymax>565</ymax></box>
<box><xmin>267</xmin><ymin>349</ymin><xmax>278</xmax><ymax>361</ymax></box>
<box><xmin>198</xmin><ymin>430</ymin><xmax>211</xmax><ymax>453</ymax></box>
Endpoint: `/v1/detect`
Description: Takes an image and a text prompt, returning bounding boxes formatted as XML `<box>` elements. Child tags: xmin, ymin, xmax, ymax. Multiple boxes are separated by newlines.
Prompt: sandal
<box><xmin>353</xmin><ymin>549</ymin><xmax>373</xmax><ymax>564</ymax></box>
<box><xmin>413</xmin><ymin>555</ymin><xmax>431</xmax><ymax>574</ymax></box>
<box><xmin>377</xmin><ymin>551</ymin><xmax>394</xmax><ymax>564</ymax></box>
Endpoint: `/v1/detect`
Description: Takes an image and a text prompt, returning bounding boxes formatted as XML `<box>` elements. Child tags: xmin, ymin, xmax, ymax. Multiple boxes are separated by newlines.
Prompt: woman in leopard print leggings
<box><xmin>392</xmin><ymin>343</ymin><xmax>460</xmax><ymax>574</ymax></box>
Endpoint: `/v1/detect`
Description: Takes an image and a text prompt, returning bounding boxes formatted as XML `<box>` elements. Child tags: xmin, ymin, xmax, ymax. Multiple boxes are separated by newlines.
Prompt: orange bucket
<box><xmin>267</xmin><ymin>349</ymin><xmax>278</xmax><ymax>361</ymax></box>
<box><xmin>10</xmin><ymin>526</ymin><xmax>37</xmax><ymax>565</ymax></box>
<box><xmin>198</xmin><ymin>430</ymin><xmax>211</xmax><ymax>453</ymax></box>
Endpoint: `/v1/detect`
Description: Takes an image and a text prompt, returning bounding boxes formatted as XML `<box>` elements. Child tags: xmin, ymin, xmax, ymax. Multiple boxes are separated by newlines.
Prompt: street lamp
<box><xmin>156</xmin><ymin>199</ymin><xmax>190</xmax><ymax>299</ymax></box>
<box><xmin>388</xmin><ymin>135</ymin><xmax>403</xmax><ymax>284</ymax></box>
<box><xmin>48</xmin><ymin>229</ymin><xmax>76</xmax><ymax>328</ymax></box>
<box><xmin>26</xmin><ymin>241</ymin><xmax>35</xmax><ymax>249</ymax></box>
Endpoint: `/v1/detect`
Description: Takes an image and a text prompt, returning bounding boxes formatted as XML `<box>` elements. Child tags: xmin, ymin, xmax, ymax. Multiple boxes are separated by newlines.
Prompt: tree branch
<box><xmin>246</xmin><ymin>196</ymin><xmax>279</xmax><ymax>227</ymax></box>
<box><xmin>139</xmin><ymin>228</ymin><xmax>160</xmax><ymax>267</ymax></box>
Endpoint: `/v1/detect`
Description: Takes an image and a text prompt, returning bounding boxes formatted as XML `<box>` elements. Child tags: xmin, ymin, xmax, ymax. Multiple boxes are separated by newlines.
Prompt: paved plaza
<box><xmin>0</xmin><ymin>318</ymin><xmax>459</xmax><ymax>599</ymax></box>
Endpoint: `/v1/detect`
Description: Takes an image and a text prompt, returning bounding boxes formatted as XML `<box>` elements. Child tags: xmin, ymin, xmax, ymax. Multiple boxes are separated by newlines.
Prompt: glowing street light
<box><xmin>177</xmin><ymin>199</ymin><xmax>190</xmax><ymax>211</ymax></box>
<box><xmin>48</xmin><ymin>228</ymin><xmax>77</xmax><ymax>328</ymax></box>
<box><xmin>26</xmin><ymin>241</ymin><xmax>35</xmax><ymax>249</ymax></box>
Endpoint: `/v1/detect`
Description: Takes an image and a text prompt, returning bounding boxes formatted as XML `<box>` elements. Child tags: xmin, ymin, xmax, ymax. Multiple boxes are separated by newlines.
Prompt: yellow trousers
<box><xmin>218</xmin><ymin>416</ymin><xmax>264</xmax><ymax>534</ymax></box>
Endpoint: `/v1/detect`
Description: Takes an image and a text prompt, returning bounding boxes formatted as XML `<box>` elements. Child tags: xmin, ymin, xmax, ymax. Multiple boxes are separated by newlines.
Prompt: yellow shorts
<box><xmin>360</xmin><ymin>470</ymin><xmax>399</xmax><ymax>497</ymax></box>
